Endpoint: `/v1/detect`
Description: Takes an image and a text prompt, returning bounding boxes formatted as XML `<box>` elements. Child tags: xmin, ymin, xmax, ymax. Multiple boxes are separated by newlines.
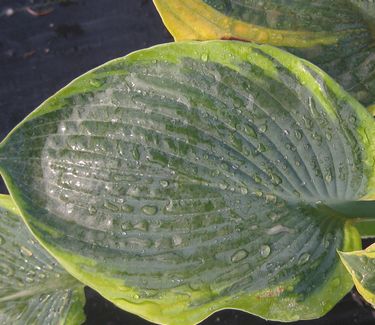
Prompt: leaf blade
<box><xmin>339</xmin><ymin>243</ymin><xmax>375</xmax><ymax>306</ymax></box>
<box><xmin>0</xmin><ymin>41</ymin><xmax>374</xmax><ymax>324</ymax></box>
<box><xmin>0</xmin><ymin>195</ymin><xmax>86</xmax><ymax>325</ymax></box>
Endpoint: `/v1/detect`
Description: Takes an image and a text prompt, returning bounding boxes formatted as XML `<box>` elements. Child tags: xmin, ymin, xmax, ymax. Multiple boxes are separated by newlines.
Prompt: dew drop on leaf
<box><xmin>134</xmin><ymin>221</ymin><xmax>149</xmax><ymax>232</ymax></box>
<box><xmin>25</xmin><ymin>277</ymin><xmax>35</xmax><ymax>285</ymax></box>
<box><xmin>266</xmin><ymin>224</ymin><xmax>292</xmax><ymax>235</ymax></box>
<box><xmin>160</xmin><ymin>180</ymin><xmax>169</xmax><ymax>188</ymax></box>
<box><xmin>172</xmin><ymin>235</ymin><xmax>183</xmax><ymax>247</ymax></box>
<box><xmin>122</xmin><ymin>204</ymin><xmax>134</xmax><ymax>213</ymax></box>
<box><xmin>294</xmin><ymin>130</ymin><xmax>303</xmax><ymax>140</ymax></box>
<box><xmin>271</xmin><ymin>174</ymin><xmax>282</xmax><ymax>186</ymax></box>
<box><xmin>20</xmin><ymin>246</ymin><xmax>33</xmax><ymax>257</ymax></box>
<box><xmin>240</xmin><ymin>187</ymin><xmax>248</xmax><ymax>195</ymax></box>
<box><xmin>258</xmin><ymin>124</ymin><xmax>268</xmax><ymax>133</ymax></box>
<box><xmin>260</xmin><ymin>245</ymin><xmax>271</xmax><ymax>258</ymax></box>
<box><xmin>88</xmin><ymin>205</ymin><xmax>97</xmax><ymax>215</ymax></box>
<box><xmin>219</xmin><ymin>183</ymin><xmax>228</xmax><ymax>190</ymax></box>
<box><xmin>142</xmin><ymin>205</ymin><xmax>158</xmax><ymax>215</ymax></box>
<box><xmin>298</xmin><ymin>253</ymin><xmax>310</xmax><ymax>265</ymax></box>
<box><xmin>231</xmin><ymin>249</ymin><xmax>249</xmax><ymax>263</ymax></box>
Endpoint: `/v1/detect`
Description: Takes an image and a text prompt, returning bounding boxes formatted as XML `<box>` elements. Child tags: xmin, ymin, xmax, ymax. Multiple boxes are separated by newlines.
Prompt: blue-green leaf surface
<box><xmin>0</xmin><ymin>41</ymin><xmax>374</xmax><ymax>324</ymax></box>
<box><xmin>0</xmin><ymin>195</ymin><xmax>85</xmax><ymax>325</ymax></box>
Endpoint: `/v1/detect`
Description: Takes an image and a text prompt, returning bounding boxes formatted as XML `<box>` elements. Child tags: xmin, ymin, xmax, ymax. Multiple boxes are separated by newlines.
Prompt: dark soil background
<box><xmin>0</xmin><ymin>1</ymin><xmax>374</xmax><ymax>324</ymax></box>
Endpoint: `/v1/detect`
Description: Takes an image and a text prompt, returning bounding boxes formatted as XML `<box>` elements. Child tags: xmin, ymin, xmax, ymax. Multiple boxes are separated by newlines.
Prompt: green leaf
<box><xmin>0</xmin><ymin>195</ymin><xmax>86</xmax><ymax>325</ymax></box>
<box><xmin>369</xmin><ymin>104</ymin><xmax>375</xmax><ymax>116</ymax></box>
<box><xmin>353</xmin><ymin>219</ymin><xmax>375</xmax><ymax>238</ymax></box>
<box><xmin>339</xmin><ymin>243</ymin><xmax>375</xmax><ymax>306</ymax></box>
<box><xmin>0</xmin><ymin>41</ymin><xmax>374</xmax><ymax>324</ymax></box>
<box><xmin>153</xmin><ymin>0</ymin><xmax>375</xmax><ymax>107</ymax></box>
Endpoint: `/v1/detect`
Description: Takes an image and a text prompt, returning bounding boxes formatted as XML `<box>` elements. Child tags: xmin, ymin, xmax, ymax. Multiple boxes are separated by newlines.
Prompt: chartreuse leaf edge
<box><xmin>339</xmin><ymin>243</ymin><xmax>375</xmax><ymax>306</ymax></box>
<box><xmin>0</xmin><ymin>41</ymin><xmax>374</xmax><ymax>324</ymax></box>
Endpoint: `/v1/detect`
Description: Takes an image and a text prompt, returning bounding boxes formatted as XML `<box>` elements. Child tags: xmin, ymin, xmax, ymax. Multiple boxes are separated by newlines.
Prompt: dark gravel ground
<box><xmin>0</xmin><ymin>1</ymin><xmax>374</xmax><ymax>324</ymax></box>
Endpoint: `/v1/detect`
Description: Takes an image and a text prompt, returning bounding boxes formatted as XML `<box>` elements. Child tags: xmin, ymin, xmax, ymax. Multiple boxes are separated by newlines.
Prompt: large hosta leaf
<box><xmin>0</xmin><ymin>41</ymin><xmax>374</xmax><ymax>324</ymax></box>
<box><xmin>153</xmin><ymin>0</ymin><xmax>375</xmax><ymax>107</ymax></box>
<box><xmin>339</xmin><ymin>243</ymin><xmax>375</xmax><ymax>306</ymax></box>
<box><xmin>0</xmin><ymin>195</ymin><xmax>85</xmax><ymax>325</ymax></box>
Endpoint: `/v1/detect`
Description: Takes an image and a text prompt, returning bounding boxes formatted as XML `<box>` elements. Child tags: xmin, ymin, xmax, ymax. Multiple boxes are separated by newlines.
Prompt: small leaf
<box><xmin>339</xmin><ymin>243</ymin><xmax>375</xmax><ymax>306</ymax></box>
<box><xmin>153</xmin><ymin>0</ymin><xmax>375</xmax><ymax>106</ymax></box>
<box><xmin>0</xmin><ymin>41</ymin><xmax>374</xmax><ymax>324</ymax></box>
<box><xmin>0</xmin><ymin>195</ymin><xmax>85</xmax><ymax>325</ymax></box>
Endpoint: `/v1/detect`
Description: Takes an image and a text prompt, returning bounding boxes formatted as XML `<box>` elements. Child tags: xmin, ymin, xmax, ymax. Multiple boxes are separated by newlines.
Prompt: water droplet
<box><xmin>122</xmin><ymin>204</ymin><xmax>134</xmax><ymax>213</ymax></box>
<box><xmin>325</xmin><ymin>172</ymin><xmax>332</xmax><ymax>183</ymax></box>
<box><xmin>172</xmin><ymin>235</ymin><xmax>183</xmax><ymax>246</ymax></box>
<box><xmin>134</xmin><ymin>221</ymin><xmax>149</xmax><ymax>232</ymax></box>
<box><xmin>88</xmin><ymin>205</ymin><xmax>97</xmax><ymax>215</ymax></box>
<box><xmin>349</xmin><ymin>115</ymin><xmax>357</xmax><ymax>123</ymax></box>
<box><xmin>294</xmin><ymin>130</ymin><xmax>303</xmax><ymax>140</ymax></box>
<box><xmin>266</xmin><ymin>224</ymin><xmax>292</xmax><ymax>235</ymax></box>
<box><xmin>142</xmin><ymin>205</ymin><xmax>158</xmax><ymax>215</ymax></box>
<box><xmin>323</xmin><ymin>233</ymin><xmax>332</xmax><ymax>248</ymax></box>
<box><xmin>271</xmin><ymin>174</ymin><xmax>282</xmax><ymax>186</ymax></box>
<box><xmin>312</xmin><ymin>132</ymin><xmax>322</xmax><ymax>143</ymax></box>
<box><xmin>219</xmin><ymin>183</ymin><xmax>228</xmax><ymax>190</ymax></box>
<box><xmin>240</xmin><ymin>187</ymin><xmax>248</xmax><ymax>195</ymax></box>
<box><xmin>256</xmin><ymin>143</ymin><xmax>267</xmax><ymax>153</ymax></box>
<box><xmin>253</xmin><ymin>174</ymin><xmax>262</xmax><ymax>184</ymax></box>
<box><xmin>104</xmin><ymin>201</ymin><xmax>119</xmax><ymax>212</ymax></box>
<box><xmin>25</xmin><ymin>277</ymin><xmax>35</xmax><ymax>283</ymax></box>
<box><xmin>259</xmin><ymin>124</ymin><xmax>268</xmax><ymax>133</ymax></box>
<box><xmin>165</xmin><ymin>200</ymin><xmax>173</xmax><ymax>212</ymax></box>
<box><xmin>283</xmin><ymin>129</ymin><xmax>290</xmax><ymax>136</ymax></box>
<box><xmin>268</xmin><ymin>212</ymin><xmax>281</xmax><ymax>222</ymax></box>
<box><xmin>265</xmin><ymin>194</ymin><xmax>277</xmax><ymax>204</ymax></box>
<box><xmin>231</xmin><ymin>249</ymin><xmax>249</xmax><ymax>263</ymax></box>
<box><xmin>160</xmin><ymin>180</ymin><xmax>169</xmax><ymax>188</ymax></box>
<box><xmin>133</xmin><ymin>294</ymin><xmax>140</xmax><ymax>299</ymax></box>
<box><xmin>20</xmin><ymin>246</ymin><xmax>33</xmax><ymax>257</ymax></box>
<box><xmin>260</xmin><ymin>245</ymin><xmax>271</xmax><ymax>258</ymax></box>
<box><xmin>298</xmin><ymin>253</ymin><xmax>310</xmax><ymax>265</ymax></box>
<box><xmin>244</xmin><ymin>125</ymin><xmax>257</xmax><ymax>138</ymax></box>
<box><xmin>121</xmin><ymin>222</ymin><xmax>131</xmax><ymax>232</ymax></box>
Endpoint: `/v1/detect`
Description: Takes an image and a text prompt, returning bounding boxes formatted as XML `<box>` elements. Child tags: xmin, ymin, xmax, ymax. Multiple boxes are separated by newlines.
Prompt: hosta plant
<box><xmin>0</xmin><ymin>40</ymin><xmax>375</xmax><ymax>324</ymax></box>
<box><xmin>340</xmin><ymin>243</ymin><xmax>375</xmax><ymax>307</ymax></box>
<box><xmin>153</xmin><ymin>0</ymin><xmax>375</xmax><ymax>108</ymax></box>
